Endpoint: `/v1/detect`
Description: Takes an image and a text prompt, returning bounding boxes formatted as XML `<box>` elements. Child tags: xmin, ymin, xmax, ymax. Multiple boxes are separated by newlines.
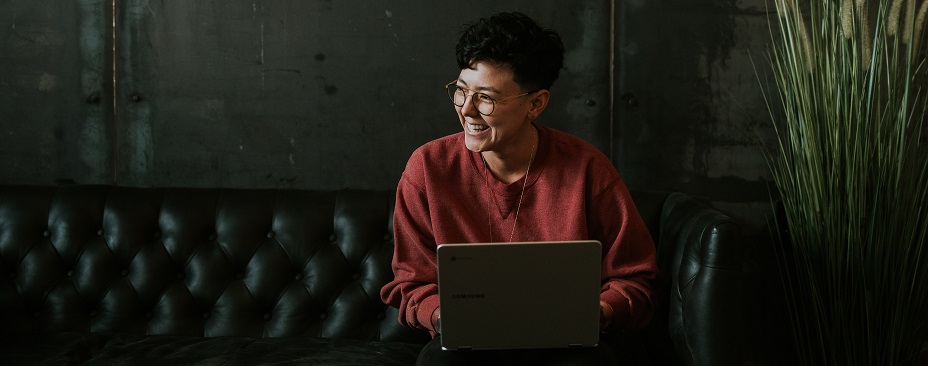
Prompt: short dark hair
<box><xmin>455</xmin><ymin>12</ymin><xmax>564</xmax><ymax>91</ymax></box>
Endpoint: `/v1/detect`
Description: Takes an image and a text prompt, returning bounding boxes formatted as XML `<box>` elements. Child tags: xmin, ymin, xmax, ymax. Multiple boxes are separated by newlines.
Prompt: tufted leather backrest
<box><xmin>1</xmin><ymin>185</ymin><xmax>745</xmax><ymax>363</ymax></box>
<box><xmin>0</xmin><ymin>185</ymin><xmax>428</xmax><ymax>343</ymax></box>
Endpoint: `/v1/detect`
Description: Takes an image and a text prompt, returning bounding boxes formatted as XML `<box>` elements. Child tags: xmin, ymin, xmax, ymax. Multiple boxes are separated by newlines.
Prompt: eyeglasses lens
<box><xmin>448</xmin><ymin>86</ymin><xmax>494</xmax><ymax>115</ymax></box>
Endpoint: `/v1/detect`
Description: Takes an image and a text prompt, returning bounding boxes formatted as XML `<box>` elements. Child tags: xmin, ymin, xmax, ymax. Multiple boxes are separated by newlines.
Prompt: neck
<box><xmin>482</xmin><ymin>125</ymin><xmax>538</xmax><ymax>184</ymax></box>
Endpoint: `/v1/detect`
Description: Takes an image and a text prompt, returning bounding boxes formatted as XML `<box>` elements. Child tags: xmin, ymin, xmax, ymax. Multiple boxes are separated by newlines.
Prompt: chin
<box><xmin>464</xmin><ymin>144</ymin><xmax>483</xmax><ymax>153</ymax></box>
<box><xmin>463</xmin><ymin>138</ymin><xmax>486</xmax><ymax>153</ymax></box>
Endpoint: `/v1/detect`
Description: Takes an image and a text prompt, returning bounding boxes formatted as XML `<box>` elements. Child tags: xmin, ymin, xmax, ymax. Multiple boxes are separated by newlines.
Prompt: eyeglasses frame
<box><xmin>444</xmin><ymin>80</ymin><xmax>536</xmax><ymax>116</ymax></box>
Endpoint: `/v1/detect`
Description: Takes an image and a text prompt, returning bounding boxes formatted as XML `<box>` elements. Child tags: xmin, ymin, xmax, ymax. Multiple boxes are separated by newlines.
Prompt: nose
<box><xmin>459</xmin><ymin>93</ymin><xmax>481</xmax><ymax>117</ymax></box>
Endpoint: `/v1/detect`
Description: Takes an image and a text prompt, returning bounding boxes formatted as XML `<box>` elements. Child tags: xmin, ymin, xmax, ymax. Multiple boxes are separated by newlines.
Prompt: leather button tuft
<box><xmin>235</xmin><ymin>272</ymin><xmax>244</xmax><ymax>279</ymax></box>
<box><xmin>176</xmin><ymin>272</ymin><xmax>186</xmax><ymax>280</ymax></box>
<box><xmin>67</xmin><ymin>270</ymin><xmax>75</xmax><ymax>277</ymax></box>
<box><xmin>97</xmin><ymin>229</ymin><xmax>104</xmax><ymax>236</ymax></box>
<box><xmin>328</xmin><ymin>234</ymin><xmax>337</xmax><ymax>242</ymax></box>
<box><xmin>376</xmin><ymin>312</ymin><xmax>386</xmax><ymax>320</ymax></box>
<box><xmin>202</xmin><ymin>312</ymin><xmax>211</xmax><ymax>319</ymax></box>
<box><xmin>43</xmin><ymin>230</ymin><xmax>50</xmax><ymax>238</ymax></box>
<box><xmin>267</xmin><ymin>231</ymin><xmax>275</xmax><ymax>239</ymax></box>
<box><xmin>208</xmin><ymin>233</ymin><xmax>217</xmax><ymax>241</ymax></box>
<box><xmin>383</xmin><ymin>233</ymin><xmax>392</xmax><ymax>241</ymax></box>
<box><xmin>294</xmin><ymin>273</ymin><xmax>304</xmax><ymax>280</ymax></box>
<box><xmin>319</xmin><ymin>312</ymin><xmax>328</xmax><ymax>320</ymax></box>
<box><xmin>263</xmin><ymin>313</ymin><xmax>271</xmax><ymax>321</ymax></box>
<box><xmin>120</xmin><ymin>270</ymin><xmax>129</xmax><ymax>277</ymax></box>
<box><xmin>352</xmin><ymin>272</ymin><xmax>361</xmax><ymax>280</ymax></box>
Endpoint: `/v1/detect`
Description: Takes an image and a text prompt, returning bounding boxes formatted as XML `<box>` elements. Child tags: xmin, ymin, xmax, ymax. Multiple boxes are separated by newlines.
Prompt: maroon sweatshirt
<box><xmin>380</xmin><ymin>125</ymin><xmax>659</xmax><ymax>337</ymax></box>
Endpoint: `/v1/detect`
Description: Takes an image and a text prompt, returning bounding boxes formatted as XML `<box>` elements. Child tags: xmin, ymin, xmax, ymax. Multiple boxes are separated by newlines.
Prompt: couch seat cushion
<box><xmin>0</xmin><ymin>332</ymin><xmax>423</xmax><ymax>365</ymax></box>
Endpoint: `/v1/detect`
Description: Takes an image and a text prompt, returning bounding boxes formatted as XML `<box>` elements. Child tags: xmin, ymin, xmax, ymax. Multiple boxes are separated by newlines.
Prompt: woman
<box><xmin>380</xmin><ymin>12</ymin><xmax>659</xmax><ymax>365</ymax></box>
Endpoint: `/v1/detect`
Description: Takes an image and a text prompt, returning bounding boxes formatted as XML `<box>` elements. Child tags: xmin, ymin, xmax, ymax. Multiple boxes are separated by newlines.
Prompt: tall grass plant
<box><xmin>760</xmin><ymin>0</ymin><xmax>928</xmax><ymax>364</ymax></box>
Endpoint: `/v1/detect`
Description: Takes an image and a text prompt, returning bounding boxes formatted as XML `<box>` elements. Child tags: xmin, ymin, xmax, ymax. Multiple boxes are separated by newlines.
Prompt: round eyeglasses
<box><xmin>445</xmin><ymin>80</ymin><xmax>535</xmax><ymax>116</ymax></box>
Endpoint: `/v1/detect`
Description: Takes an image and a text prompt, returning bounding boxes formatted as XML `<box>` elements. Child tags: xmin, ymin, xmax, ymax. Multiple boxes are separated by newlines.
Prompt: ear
<box><xmin>526</xmin><ymin>90</ymin><xmax>551</xmax><ymax>120</ymax></box>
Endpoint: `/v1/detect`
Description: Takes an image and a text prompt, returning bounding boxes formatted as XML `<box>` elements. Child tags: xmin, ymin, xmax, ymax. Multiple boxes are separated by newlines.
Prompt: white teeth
<box><xmin>468</xmin><ymin>123</ymin><xmax>488</xmax><ymax>132</ymax></box>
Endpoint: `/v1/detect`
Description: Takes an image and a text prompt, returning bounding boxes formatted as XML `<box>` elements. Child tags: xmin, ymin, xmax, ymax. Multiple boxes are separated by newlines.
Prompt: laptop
<box><xmin>436</xmin><ymin>240</ymin><xmax>602</xmax><ymax>351</ymax></box>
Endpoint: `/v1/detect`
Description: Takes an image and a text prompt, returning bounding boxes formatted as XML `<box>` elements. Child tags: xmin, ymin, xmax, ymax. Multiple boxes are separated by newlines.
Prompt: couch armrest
<box><xmin>657</xmin><ymin>192</ymin><xmax>743</xmax><ymax>366</ymax></box>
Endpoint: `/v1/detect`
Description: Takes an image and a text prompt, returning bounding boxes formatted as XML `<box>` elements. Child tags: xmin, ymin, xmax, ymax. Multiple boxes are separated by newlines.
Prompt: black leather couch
<box><xmin>0</xmin><ymin>185</ymin><xmax>743</xmax><ymax>365</ymax></box>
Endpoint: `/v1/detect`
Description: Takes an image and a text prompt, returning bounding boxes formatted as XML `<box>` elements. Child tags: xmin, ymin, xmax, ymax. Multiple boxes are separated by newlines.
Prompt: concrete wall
<box><xmin>2</xmin><ymin>1</ymin><xmax>613</xmax><ymax>188</ymax></box>
<box><xmin>111</xmin><ymin>1</ymin><xmax>615</xmax><ymax>191</ymax></box>
<box><xmin>1</xmin><ymin>0</ymin><xmax>115</xmax><ymax>185</ymax></box>
<box><xmin>616</xmin><ymin>0</ymin><xmax>776</xmax><ymax>233</ymax></box>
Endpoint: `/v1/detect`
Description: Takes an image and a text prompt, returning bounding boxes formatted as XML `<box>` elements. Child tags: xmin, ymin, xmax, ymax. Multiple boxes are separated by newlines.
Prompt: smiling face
<box><xmin>454</xmin><ymin>61</ymin><xmax>548</xmax><ymax>155</ymax></box>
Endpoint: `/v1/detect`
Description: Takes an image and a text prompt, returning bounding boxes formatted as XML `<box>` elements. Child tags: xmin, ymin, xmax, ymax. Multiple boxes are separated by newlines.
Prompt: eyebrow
<box><xmin>458</xmin><ymin>80</ymin><xmax>500</xmax><ymax>94</ymax></box>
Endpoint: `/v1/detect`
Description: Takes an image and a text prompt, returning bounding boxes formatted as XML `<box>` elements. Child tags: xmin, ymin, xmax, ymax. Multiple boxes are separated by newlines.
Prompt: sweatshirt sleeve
<box><xmin>379</xmin><ymin>152</ymin><xmax>441</xmax><ymax>336</ymax></box>
<box><xmin>594</xmin><ymin>177</ymin><xmax>660</xmax><ymax>331</ymax></box>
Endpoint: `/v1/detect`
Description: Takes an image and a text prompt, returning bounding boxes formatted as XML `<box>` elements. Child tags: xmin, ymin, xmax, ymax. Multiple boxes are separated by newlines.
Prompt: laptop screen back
<box><xmin>436</xmin><ymin>240</ymin><xmax>602</xmax><ymax>351</ymax></box>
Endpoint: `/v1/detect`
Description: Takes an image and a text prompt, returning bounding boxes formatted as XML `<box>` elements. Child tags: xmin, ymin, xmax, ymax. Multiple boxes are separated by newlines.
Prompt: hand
<box><xmin>599</xmin><ymin>301</ymin><xmax>613</xmax><ymax>331</ymax></box>
<box><xmin>431</xmin><ymin>306</ymin><xmax>441</xmax><ymax>333</ymax></box>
